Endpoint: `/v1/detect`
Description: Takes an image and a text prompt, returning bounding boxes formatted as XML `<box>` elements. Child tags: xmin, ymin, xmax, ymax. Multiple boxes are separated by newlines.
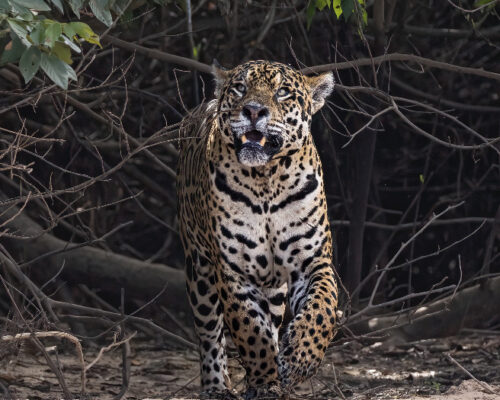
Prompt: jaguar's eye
<box><xmin>277</xmin><ymin>87</ymin><xmax>290</xmax><ymax>98</ymax></box>
<box><xmin>234</xmin><ymin>83</ymin><xmax>246</xmax><ymax>95</ymax></box>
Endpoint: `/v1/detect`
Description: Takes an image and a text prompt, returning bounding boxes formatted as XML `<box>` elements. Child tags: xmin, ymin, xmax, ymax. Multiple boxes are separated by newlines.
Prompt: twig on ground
<box><xmin>167</xmin><ymin>373</ymin><xmax>201</xmax><ymax>400</ymax></box>
<box><xmin>446</xmin><ymin>353</ymin><xmax>497</xmax><ymax>394</ymax></box>
<box><xmin>113</xmin><ymin>288</ymin><xmax>131</xmax><ymax>400</ymax></box>
<box><xmin>85</xmin><ymin>331</ymin><xmax>136</xmax><ymax>372</ymax></box>
<box><xmin>1</xmin><ymin>277</ymin><xmax>73</xmax><ymax>398</ymax></box>
<box><xmin>0</xmin><ymin>330</ymin><xmax>86</xmax><ymax>394</ymax></box>
<box><xmin>0</xmin><ymin>379</ymin><xmax>11</xmax><ymax>400</ymax></box>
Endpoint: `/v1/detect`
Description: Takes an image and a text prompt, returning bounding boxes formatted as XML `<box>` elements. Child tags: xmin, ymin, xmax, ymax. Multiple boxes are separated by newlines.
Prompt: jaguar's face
<box><xmin>214</xmin><ymin>60</ymin><xmax>334</xmax><ymax>167</ymax></box>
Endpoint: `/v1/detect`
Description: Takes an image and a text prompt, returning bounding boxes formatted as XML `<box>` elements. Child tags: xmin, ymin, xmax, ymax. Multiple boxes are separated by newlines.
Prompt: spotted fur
<box><xmin>177</xmin><ymin>60</ymin><xmax>338</xmax><ymax>399</ymax></box>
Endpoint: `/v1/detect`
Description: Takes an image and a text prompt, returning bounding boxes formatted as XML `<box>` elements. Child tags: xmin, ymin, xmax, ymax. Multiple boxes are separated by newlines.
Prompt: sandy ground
<box><xmin>0</xmin><ymin>333</ymin><xmax>499</xmax><ymax>399</ymax></box>
<box><xmin>170</xmin><ymin>379</ymin><xmax>500</xmax><ymax>400</ymax></box>
<box><xmin>409</xmin><ymin>380</ymin><xmax>499</xmax><ymax>400</ymax></box>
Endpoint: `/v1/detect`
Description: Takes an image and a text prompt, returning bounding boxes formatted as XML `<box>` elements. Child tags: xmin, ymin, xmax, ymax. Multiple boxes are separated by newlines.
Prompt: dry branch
<box><xmin>98</xmin><ymin>37</ymin><xmax>500</xmax><ymax>85</ymax></box>
<box><xmin>103</xmin><ymin>36</ymin><xmax>212</xmax><ymax>74</ymax></box>
<box><xmin>306</xmin><ymin>53</ymin><xmax>500</xmax><ymax>81</ymax></box>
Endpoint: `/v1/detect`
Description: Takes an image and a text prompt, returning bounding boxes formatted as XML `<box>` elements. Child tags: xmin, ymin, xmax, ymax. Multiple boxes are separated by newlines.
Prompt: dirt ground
<box><xmin>1</xmin><ymin>332</ymin><xmax>499</xmax><ymax>400</ymax></box>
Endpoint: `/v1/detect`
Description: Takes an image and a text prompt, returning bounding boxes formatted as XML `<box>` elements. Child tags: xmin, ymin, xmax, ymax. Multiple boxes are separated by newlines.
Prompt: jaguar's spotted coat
<box><xmin>177</xmin><ymin>60</ymin><xmax>338</xmax><ymax>399</ymax></box>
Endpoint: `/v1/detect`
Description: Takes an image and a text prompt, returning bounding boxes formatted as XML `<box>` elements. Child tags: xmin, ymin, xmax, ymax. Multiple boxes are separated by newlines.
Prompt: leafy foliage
<box><xmin>306</xmin><ymin>0</ymin><xmax>367</xmax><ymax>29</ymax></box>
<box><xmin>0</xmin><ymin>0</ymin><xmax>108</xmax><ymax>88</ymax></box>
<box><xmin>473</xmin><ymin>0</ymin><xmax>498</xmax><ymax>7</ymax></box>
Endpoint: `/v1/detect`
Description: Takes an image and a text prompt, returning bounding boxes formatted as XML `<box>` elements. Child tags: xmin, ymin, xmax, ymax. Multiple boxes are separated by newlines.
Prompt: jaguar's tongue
<box><xmin>242</xmin><ymin>130</ymin><xmax>266</xmax><ymax>146</ymax></box>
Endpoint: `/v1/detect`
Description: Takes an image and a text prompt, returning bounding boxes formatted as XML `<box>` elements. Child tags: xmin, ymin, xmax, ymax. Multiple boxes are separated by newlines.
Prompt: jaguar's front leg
<box><xmin>278</xmin><ymin>259</ymin><xmax>338</xmax><ymax>388</ymax></box>
<box><xmin>215</xmin><ymin>267</ymin><xmax>286</xmax><ymax>399</ymax></box>
<box><xmin>185</xmin><ymin>252</ymin><xmax>236</xmax><ymax>399</ymax></box>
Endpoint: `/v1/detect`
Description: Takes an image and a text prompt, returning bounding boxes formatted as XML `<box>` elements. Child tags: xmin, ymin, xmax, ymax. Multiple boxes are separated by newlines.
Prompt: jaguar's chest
<box><xmin>206</xmin><ymin>161</ymin><xmax>325</xmax><ymax>288</ymax></box>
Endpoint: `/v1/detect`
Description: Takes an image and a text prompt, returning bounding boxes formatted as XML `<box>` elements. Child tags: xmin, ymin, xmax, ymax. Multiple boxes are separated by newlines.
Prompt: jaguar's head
<box><xmin>213</xmin><ymin>60</ymin><xmax>334</xmax><ymax>167</ymax></box>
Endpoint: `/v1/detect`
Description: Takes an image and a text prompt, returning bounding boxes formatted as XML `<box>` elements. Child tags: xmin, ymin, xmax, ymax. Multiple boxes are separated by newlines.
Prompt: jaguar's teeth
<box><xmin>241</xmin><ymin>135</ymin><xmax>247</xmax><ymax>144</ymax></box>
<box><xmin>259</xmin><ymin>137</ymin><xmax>267</xmax><ymax>146</ymax></box>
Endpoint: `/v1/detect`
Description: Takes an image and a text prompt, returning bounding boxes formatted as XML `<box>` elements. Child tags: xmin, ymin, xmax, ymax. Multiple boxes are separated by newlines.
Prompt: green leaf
<box><xmin>29</xmin><ymin>21</ymin><xmax>44</xmax><ymax>44</ymax></box>
<box><xmin>0</xmin><ymin>35</ymin><xmax>25</xmax><ymax>64</ymax></box>
<box><xmin>0</xmin><ymin>0</ymin><xmax>10</xmax><ymax>11</ymax></box>
<box><xmin>341</xmin><ymin>0</ymin><xmax>354</xmax><ymax>20</ymax></box>
<box><xmin>419</xmin><ymin>174</ymin><xmax>425</xmax><ymax>184</ymax></box>
<box><xmin>7</xmin><ymin>0</ymin><xmax>31</xmax><ymax>17</ymax></box>
<box><xmin>62</xmin><ymin>22</ymin><xmax>76</xmax><ymax>39</ymax></box>
<box><xmin>7</xmin><ymin>18</ymin><xmax>31</xmax><ymax>46</ymax></box>
<box><xmin>64</xmin><ymin>59</ymin><xmax>76</xmax><ymax>80</ymax></box>
<box><xmin>192</xmin><ymin>43</ymin><xmax>200</xmax><ymax>60</ymax></box>
<box><xmin>89</xmin><ymin>0</ymin><xmax>112</xmax><ymax>26</ymax></box>
<box><xmin>40</xmin><ymin>52</ymin><xmax>76</xmax><ymax>89</ymax></box>
<box><xmin>316</xmin><ymin>0</ymin><xmax>331</xmax><ymax>11</ymax></box>
<box><xmin>16</xmin><ymin>9</ymin><xmax>33</xmax><ymax>20</ymax></box>
<box><xmin>10</xmin><ymin>0</ymin><xmax>50</xmax><ymax>11</ymax></box>
<box><xmin>67</xmin><ymin>0</ymin><xmax>82</xmax><ymax>17</ymax></box>
<box><xmin>306</xmin><ymin>0</ymin><xmax>316</xmax><ymax>30</ymax></box>
<box><xmin>474</xmin><ymin>0</ymin><xmax>496</xmax><ymax>6</ymax></box>
<box><xmin>44</xmin><ymin>21</ymin><xmax>62</xmax><ymax>48</ymax></box>
<box><xmin>49</xmin><ymin>0</ymin><xmax>63</xmax><ymax>13</ymax></box>
<box><xmin>333</xmin><ymin>0</ymin><xmax>342</xmax><ymax>18</ymax></box>
<box><xmin>19</xmin><ymin>45</ymin><xmax>40</xmax><ymax>82</ymax></box>
<box><xmin>52</xmin><ymin>40</ymin><xmax>72</xmax><ymax>63</ymax></box>
<box><xmin>67</xmin><ymin>21</ymin><xmax>101</xmax><ymax>46</ymax></box>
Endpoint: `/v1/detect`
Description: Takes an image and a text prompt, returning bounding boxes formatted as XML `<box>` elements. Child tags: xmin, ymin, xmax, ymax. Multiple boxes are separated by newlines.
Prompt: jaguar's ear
<box><xmin>306</xmin><ymin>72</ymin><xmax>335</xmax><ymax>114</ymax></box>
<box><xmin>212</xmin><ymin>59</ymin><xmax>230</xmax><ymax>97</ymax></box>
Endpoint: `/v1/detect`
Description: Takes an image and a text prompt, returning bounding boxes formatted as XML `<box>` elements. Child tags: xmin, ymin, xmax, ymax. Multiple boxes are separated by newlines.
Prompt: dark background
<box><xmin>1</xmin><ymin>0</ymin><xmax>499</xmax><ymax>339</ymax></box>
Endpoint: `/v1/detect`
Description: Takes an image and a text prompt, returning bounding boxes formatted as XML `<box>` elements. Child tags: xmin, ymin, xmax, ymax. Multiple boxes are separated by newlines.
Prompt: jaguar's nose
<box><xmin>242</xmin><ymin>103</ymin><xmax>269</xmax><ymax>125</ymax></box>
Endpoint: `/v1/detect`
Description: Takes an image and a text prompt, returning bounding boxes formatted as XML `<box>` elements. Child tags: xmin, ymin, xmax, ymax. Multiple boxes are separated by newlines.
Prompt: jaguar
<box><xmin>177</xmin><ymin>60</ymin><xmax>339</xmax><ymax>399</ymax></box>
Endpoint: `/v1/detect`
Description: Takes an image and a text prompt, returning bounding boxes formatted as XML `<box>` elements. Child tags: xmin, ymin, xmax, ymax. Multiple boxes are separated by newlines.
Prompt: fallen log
<box><xmin>0</xmin><ymin>197</ymin><xmax>190</xmax><ymax>315</ymax></box>
<box><xmin>348</xmin><ymin>275</ymin><xmax>500</xmax><ymax>342</ymax></box>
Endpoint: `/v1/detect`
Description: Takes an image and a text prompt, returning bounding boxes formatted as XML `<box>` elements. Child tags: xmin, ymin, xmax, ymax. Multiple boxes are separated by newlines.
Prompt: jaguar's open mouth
<box><xmin>233</xmin><ymin>128</ymin><xmax>283</xmax><ymax>167</ymax></box>
<box><xmin>241</xmin><ymin>130</ymin><xmax>267</xmax><ymax>147</ymax></box>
